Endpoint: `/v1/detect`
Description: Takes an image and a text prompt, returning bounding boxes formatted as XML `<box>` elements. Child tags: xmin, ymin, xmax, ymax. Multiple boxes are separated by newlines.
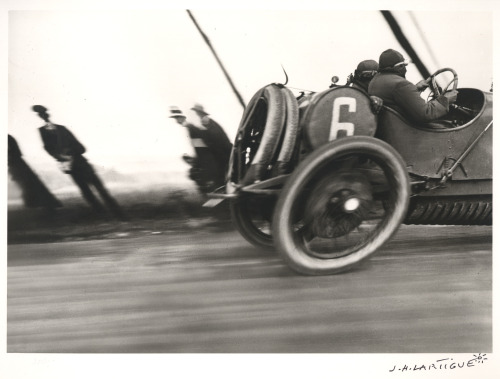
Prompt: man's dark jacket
<box><xmin>39</xmin><ymin>124</ymin><xmax>86</xmax><ymax>162</ymax></box>
<box><xmin>368</xmin><ymin>72</ymin><xmax>450</xmax><ymax>123</ymax></box>
<box><xmin>202</xmin><ymin>117</ymin><xmax>232</xmax><ymax>168</ymax></box>
<box><xmin>39</xmin><ymin>124</ymin><xmax>93</xmax><ymax>175</ymax></box>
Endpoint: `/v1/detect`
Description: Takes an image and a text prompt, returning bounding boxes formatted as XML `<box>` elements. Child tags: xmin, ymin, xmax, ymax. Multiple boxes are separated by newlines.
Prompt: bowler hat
<box><xmin>32</xmin><ymin>105</ymin><xmax>48</xmax><ymax>113</ymax></box>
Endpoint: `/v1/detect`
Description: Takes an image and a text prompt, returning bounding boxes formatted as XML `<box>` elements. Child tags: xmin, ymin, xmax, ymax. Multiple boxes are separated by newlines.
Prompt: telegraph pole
<box><xmin>187</xmin><ymin>10</ymin><xmax>246</xmax><ymax>109</ymax></box>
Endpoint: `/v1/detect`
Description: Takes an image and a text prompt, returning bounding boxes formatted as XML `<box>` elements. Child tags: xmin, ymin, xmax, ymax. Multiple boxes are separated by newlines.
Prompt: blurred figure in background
<box><xmin>8</xmin><ymin>134</ymin><xmax>62</xmax><ymax>212</ymax></box>
<box><xmin>32</xmin><ymin>105</ymin><xmax>126</xmax><ymax>220</ymax></box>
<box><xmin>191</xmin><ymin>103</ymin><xmax>232</xmax><ymax>183</ymax></box>
<box><xmin>169</xmin><ymin>106</ymin><xmax>222</xmax><ymax>194</ymax></box>
<box><xmin>346</xmin><ymin>59</ymin><xmax>379</xmax><ymax>93</ymax></box>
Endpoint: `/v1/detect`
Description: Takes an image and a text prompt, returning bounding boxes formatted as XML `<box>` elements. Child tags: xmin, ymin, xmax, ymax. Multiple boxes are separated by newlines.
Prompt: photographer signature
<box><xmin>389</xmin><ymin>353</ymin><xmax>487</xmax><ymax>372</ymax></box>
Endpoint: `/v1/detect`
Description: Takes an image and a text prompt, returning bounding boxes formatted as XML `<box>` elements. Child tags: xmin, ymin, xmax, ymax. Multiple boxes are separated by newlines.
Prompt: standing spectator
<box><xmin>169</xmin><ymin>106</ymin><xmax>221</xmax><ymax>193</ymax></box>
<box><xmin>32</xmin><ymin>105</ymin><xmax>126</xmax><ymax>220</ymax></box>
<box><xmin>8</xmin><ymin>134</ymin><xmax>62</xmax><ymax>212</ymax></box>
<box><xmin>191</xmin><ymin>103</ymin><xmax>232</xmax><ymax>183</ymax></box>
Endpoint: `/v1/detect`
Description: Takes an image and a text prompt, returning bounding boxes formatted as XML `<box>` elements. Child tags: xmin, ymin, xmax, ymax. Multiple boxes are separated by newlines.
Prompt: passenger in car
<box><xmin>346</xmin><ymin>59</ymin><xmax>379</xmax><ymax>93</ymax></box>
<box><xmin>368</xmin><ymin>49</ymin><xmax>458</xmax><ymax>123</ymax></box>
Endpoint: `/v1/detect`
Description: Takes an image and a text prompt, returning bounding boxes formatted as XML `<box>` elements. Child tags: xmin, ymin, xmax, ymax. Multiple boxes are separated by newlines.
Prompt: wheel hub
<box><xmin>304</xmin><ymin>172</ymin><xmax>373</xmax><ymax>238</ymax></box>
<box><xmin>343</xmin><ymin>197</ymin><xmax>361</xmax><ymax>213</ymax></box>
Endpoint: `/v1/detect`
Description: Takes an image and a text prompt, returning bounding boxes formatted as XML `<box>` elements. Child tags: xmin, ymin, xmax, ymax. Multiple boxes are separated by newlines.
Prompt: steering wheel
<box><xmin>426</xmin><ymin>68</ymin><xmax>458</xmax><ymax>99</ymax></box>
<box><xmin>425</xmin><ymin>67</ymin><xmax>473</xmax><ymax>125</ymax></box>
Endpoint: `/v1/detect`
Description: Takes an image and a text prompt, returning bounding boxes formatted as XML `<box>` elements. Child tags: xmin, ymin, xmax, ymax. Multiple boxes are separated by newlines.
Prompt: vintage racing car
<box><xmin>210</xmin><ymin>68</ymin><xmax>492</xmax><ymax>275</ymax></box>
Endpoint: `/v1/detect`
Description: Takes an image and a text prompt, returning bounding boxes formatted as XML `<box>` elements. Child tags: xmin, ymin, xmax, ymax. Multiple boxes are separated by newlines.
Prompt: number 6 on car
<box><xmin>302</xmin><ymin>87</ymin><xmax>377</xmax><ymax>150</ymax></box>
<box><xmin>329</xmin><ymin>97</ymin><xmax>356</xmax><ymax>140</ymax></box>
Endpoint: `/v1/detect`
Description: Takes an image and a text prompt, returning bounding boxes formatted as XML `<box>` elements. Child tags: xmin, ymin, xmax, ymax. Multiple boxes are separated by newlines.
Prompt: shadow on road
<box><xmin>8</xmin><ymin>189</ymin><xmax>233</xmax><ymax>245</ymax></box>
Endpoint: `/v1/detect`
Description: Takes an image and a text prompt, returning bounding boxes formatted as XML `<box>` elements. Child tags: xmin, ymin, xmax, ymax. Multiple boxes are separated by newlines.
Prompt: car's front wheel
<box><xmin>272</xmin><ymin>136</ymin><xmax>410</xmax><ymax>275</ymax></box>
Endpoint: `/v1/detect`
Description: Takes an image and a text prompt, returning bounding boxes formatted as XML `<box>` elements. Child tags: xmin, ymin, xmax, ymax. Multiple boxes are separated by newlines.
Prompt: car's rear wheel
<box><xmin>231</xmin><ymin>84</ymin><xmax>286</xmax><ymax>185</ymax></box>
<box><xmin>272</xmin><ymin>136</ymin><xmax>410</xmax><ymax>275</ymax></box>
<box><xmin>227</xmin><ymin>84</ymin><xmax>299</xmax><ymax>249</ymax></box>
<box><xmin>230</xmin><ymin>195</ymin><xmax>275</xmax><ymax>249</ymax></box>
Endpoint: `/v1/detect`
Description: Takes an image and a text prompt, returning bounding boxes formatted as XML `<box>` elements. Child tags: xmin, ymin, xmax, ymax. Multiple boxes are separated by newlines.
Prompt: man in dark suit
<box><xmin>191</xmin><ymin>103</ymin><xmax>232</xmax><ymax>182</ymax></box>
<box><xmin>169</xmin><ymin>105</ymin><xmax>223</xmax><ymax>193</ymax></box>
<box><xmin>33</xmin><ymin>105</ymin><xmax>125</xmax><ymax>219</ymax></box>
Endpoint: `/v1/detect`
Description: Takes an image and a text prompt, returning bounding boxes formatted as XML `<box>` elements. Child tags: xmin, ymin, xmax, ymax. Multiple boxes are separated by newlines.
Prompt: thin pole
<box><xmin>381</xmin><ymin>10</ymin><xmax>431</xmax><ymax>79</ymax></box>
<box><xmin>408</xmin><ymin>11</ymin><xmax>440</xmax><ymax>70</ymax></box>
<box><xmin>187</xmin><ymin>10</ymin><xmax>246</xmax><ymax>109</ymax></box>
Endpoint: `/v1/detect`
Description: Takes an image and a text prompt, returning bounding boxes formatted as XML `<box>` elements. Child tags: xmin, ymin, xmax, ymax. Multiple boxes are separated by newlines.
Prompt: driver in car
<box><xmin>368</xmin><ymin>49</ymin><xmax>458</xmax><ymax>123</ymax></box>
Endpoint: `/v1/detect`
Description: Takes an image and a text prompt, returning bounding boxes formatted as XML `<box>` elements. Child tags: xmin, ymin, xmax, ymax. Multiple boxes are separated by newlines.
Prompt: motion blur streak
<box><xmin>8</xmin><ymin>225</ymin><xmax>491</xmax><ymax>353</ymax></box>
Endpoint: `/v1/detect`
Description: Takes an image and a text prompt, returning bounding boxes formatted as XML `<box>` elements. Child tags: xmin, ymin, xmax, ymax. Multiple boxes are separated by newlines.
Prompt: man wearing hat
<box><xmin>169</xmin><ymin>106</ymin><xmax>222</xmax><ymax>193</ymax></box>
<box><xmin>347</xmin><ymin>59</ymin><xmax>379</xmax><ymax>93</ymax></box>
<box><xmin>33</xmin><ymin>105</ymin><xmax>125</xmax><ymax>219</ymax></box>
<box><xmin>191</xmin><ymin>103</ymin><xmax>232</xmax><ymax>175</ymax></box>
<box><xmin>368</xmin><ymin>48</ymin><xmax>458</xmax><ymax>123</ymax></box>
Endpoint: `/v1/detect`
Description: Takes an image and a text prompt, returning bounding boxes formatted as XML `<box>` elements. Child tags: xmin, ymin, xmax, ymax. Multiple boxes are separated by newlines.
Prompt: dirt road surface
<box><xmin>7</xmin><ymin>224</ymin><xmax>491</xmax><ymax>354</ymax></box>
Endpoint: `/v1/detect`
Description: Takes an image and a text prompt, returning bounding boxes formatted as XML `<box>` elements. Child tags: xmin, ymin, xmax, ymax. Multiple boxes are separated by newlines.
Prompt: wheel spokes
<box><xmin>290</xmin><ymin>160</ymin><xmax>397</xmax><ymax>259</ymax></box>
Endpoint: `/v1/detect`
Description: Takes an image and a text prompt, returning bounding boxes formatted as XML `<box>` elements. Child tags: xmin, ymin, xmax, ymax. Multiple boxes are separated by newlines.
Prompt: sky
<box><xmin>4</xmin><ymin>2</ymin><xmax>494</xmax><ymax>191</ymax></box>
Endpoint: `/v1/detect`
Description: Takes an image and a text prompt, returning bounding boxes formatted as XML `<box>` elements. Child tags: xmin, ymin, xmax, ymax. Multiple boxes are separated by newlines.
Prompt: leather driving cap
<box><xmin>379</xmin><ymin>49</ymin><xmax>404</xmax><ymax>70</ymax></box>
